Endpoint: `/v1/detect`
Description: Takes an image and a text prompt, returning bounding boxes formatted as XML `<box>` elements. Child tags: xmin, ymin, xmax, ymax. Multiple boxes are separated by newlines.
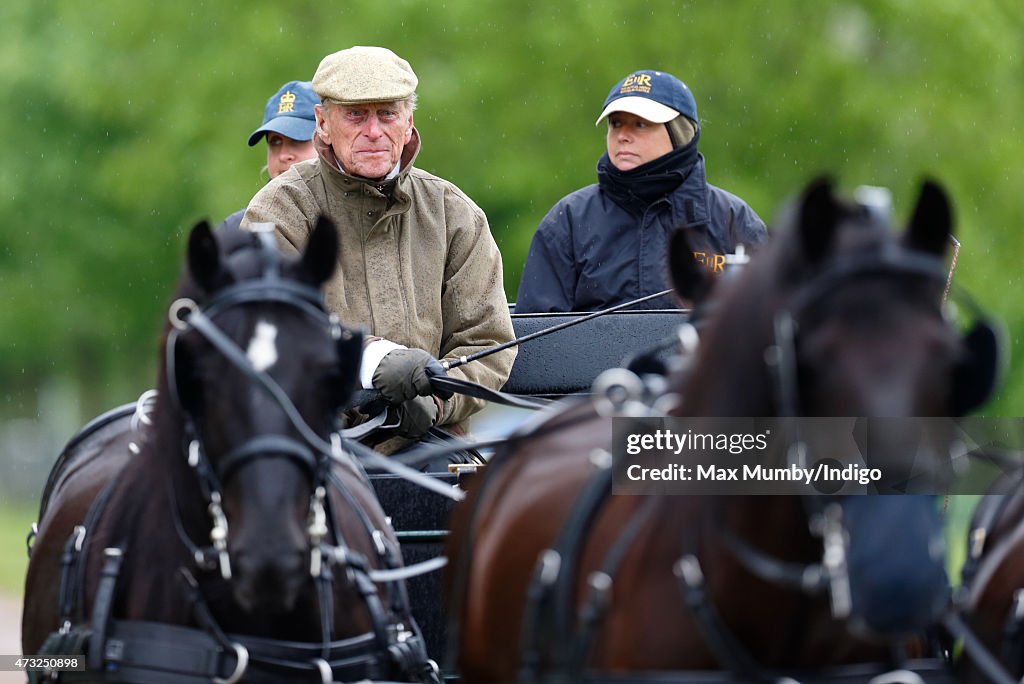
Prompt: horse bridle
<box><xmin>164</xmin><ymin>230</ymin><xmax>359</xmax><ymax>581</ymax></box>
<box><xmin>659</xmin><ymin>246</ymin><xmax>957</xmax><ymax>680</ymax></box>
<box><xmin>746</xmin><ymin>244</ymin><xmax>948</xmax><ymax>607</ymax></box>
<box><xmin>768</xmin><ymin>242</ymin><xmax>951</xmax><ymax>419</ymax></box>
<box><xmin>720</xmin><ymin>245</ymin><xmax>950</xmax><ymax>611</ymax></box>
<box><xmin>31</xmin><ymin>227</ymin><xmax>447</xmax><ymax>684</ymax></box>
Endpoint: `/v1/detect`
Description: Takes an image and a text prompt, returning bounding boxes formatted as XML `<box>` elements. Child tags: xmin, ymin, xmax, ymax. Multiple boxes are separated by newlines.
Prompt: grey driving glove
<box><xmin>372</xmin><ymin>348</ymin><xmax>444</xmax><ymax>403</ymax></box>
<box><xmin>396</xmin><ymin>395</ymin><xmax>439</xmax><ymax>438</ymax></box>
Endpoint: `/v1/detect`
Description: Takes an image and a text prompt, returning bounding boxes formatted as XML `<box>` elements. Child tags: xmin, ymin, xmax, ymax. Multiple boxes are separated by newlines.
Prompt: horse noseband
<box><xmin>164</xmin><ymin>229</ymin><xmax>356</xmax><ymax>578</ymax></box>
<box><xmin>217</xmin><ymin>433</ymin><xmax>320</xmax><ymax>484</ymax></box>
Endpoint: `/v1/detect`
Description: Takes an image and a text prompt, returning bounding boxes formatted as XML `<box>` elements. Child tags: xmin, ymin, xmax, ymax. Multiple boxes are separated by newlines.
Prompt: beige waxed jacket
<box><xmin>242</xmin><ymin>128</ymin><xmax>515</xmax><ymax>431</ymax></box>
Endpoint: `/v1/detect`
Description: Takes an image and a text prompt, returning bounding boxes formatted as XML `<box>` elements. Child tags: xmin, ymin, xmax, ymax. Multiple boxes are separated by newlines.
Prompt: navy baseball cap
<box><xmin>595</xmin><ymin>70</ymin><xmax>698</xmax><ymax>126</ymax></box>
<box><xmin>247</xmin><ymin>80</ymin><xmax>320</xmax><ymax>147</ymax></box>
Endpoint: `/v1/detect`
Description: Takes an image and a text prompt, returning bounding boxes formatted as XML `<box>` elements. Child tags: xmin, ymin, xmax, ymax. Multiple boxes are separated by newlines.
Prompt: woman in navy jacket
<box><xmin>516</xmin><ymin>70</ymin><xmax>767</xmax><ymax>312</ymax></box>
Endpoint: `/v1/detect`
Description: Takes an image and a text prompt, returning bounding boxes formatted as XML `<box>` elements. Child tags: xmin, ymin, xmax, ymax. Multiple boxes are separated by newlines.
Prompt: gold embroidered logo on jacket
<box><xmin>692</xmin><ymin>251</ymin><xmax>726</xmax><ymax>273</ymax></box>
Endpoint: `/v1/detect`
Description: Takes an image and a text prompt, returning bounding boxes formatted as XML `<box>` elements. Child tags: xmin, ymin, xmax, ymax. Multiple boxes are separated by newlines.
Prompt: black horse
<box><xmin>22</xmin><ymin>219</ymin><xmax>437</xmax><ymax>682</ymax></box>
<box><xmin>446</xmin><ymin>178</ymin><xmax>996</xmax><ymax>682</ymax></box>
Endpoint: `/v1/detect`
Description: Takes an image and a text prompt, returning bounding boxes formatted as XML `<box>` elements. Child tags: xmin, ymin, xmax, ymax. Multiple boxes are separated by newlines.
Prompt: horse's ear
<box><xmin>904</xmin><ymin>179</ymin><xmax>952</xmax><ymax>257</ymax></box>
<box><xmin>796</xmin><ymin>176</ymin><xmax>840</xmax><ymax>264</ymax></box>
<box><xmin>187</xmin><ymin>220</ymin><xmax>222</xmax><ymax>294</ymax></box>
<box><xmin>301</xmin><ymin>215</ymin><xmax>339</xmax><ymax>287</ymax></box>
<box><xmin>667</xmin><ymin>228</ymin><xmax>713</xmax><ymax>304</ymax></box>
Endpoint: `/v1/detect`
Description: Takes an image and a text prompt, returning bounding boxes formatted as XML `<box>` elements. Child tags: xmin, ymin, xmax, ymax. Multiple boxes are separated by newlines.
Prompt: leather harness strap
<box><xmin>518</xmin><ymin>463</ymin><xmax>613</xmax><ymax>681</ymax></box>
<box><xmin>87</xmin><ymin>548</ymin><xmax>124</xmax><ymax>670</ymax></box>
<box><xmin>568</xmin><ymin>496</ymin><xmax>661</xmax><ymax>672</ymax></box>
<box><xmin>51</xmin><ymin>620</ymin><xmax>390</xmax><ymax>684</ymax></box>
<box><xmin>57</xmin><ymin>464</ymin><xmax>126</xmax><ymax>630</ymax></box>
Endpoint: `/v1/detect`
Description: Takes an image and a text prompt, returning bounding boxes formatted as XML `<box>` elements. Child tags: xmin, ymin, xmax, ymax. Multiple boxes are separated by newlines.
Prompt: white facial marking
<box><xmin>246</xmin><ymin>321</ymin><xmax>279</xmax><ymax>372</ymax></box>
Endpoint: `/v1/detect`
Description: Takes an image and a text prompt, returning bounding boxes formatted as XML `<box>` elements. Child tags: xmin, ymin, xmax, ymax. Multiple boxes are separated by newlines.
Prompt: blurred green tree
<box><xmin>1</xmin><ymin>0</ymin><xmax>1022</xmax><ymax>427</ymax></box>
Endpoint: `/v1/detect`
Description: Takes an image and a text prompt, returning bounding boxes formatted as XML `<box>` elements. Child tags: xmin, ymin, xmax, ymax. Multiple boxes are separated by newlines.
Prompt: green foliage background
<box><xmin>2</xmin><ymin>0</ymin><xmax>1023</xmax><ymax>428</ymax></box>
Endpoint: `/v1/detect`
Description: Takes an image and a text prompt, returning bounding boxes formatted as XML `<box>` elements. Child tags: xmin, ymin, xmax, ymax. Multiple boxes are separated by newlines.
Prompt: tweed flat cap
<box><xmin>312</xmin><ymin>46</ymin><xmax>418</xmax><ymax>104</ymax></box>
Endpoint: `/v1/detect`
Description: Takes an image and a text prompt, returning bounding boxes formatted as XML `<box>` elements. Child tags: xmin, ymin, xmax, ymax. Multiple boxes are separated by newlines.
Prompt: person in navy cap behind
<box><xmin>515</xmin><ymin>70</ymin><xmax>768</xmax><ymax>313</ymax></box>
<box><xmin>220</xmin><ymin>80</ymin><xmax>320</xmax><ymax>231</ymax></box>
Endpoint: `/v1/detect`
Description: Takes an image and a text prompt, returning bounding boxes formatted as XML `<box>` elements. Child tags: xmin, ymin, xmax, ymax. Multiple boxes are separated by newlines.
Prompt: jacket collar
<box><xmin>668</xmin><ymin>153</ymin><xmax>711</xmax><ymax>228</ymax></box>
<box><xmin>596</xmin><ymin>150</ymin><xmax>712</xmax><ymax>228</ymax></box>
<box><xmin>596</xmin><ymin>134</ymin><xmax>710</xmax><ymax>221</ymax></box>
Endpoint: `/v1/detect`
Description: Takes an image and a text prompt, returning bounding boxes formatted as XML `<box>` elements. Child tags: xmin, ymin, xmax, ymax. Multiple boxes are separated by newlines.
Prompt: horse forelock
<box><xmin>155</xmin><ymin>230</ymin><xmax>319</xmax><ymax>408</ymax></box>
<box><xmin>778</xmin><ymin>194</ymin><xmax>886</xmax><ymax>281</ymax></box>
<box><xmin>787</xmin><ymin>208</ymin><xmax>954</xmax><ymax>418</ymax></box>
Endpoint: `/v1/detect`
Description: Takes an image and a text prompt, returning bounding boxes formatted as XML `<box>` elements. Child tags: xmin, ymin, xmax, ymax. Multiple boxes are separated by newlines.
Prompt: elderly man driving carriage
<box><xmin>242</xmin><ymin>46</ymin><xmax>515</xmax><ymax>457</ymax></box>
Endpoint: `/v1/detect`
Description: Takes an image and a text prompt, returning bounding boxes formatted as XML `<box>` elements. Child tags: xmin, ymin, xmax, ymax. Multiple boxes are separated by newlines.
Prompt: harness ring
<box><xmin>168</xmin><ymin>298</ymin><xmax>197</xmax><ymax>331</ymax></box>
<box><xmin>212</xmin><ymin>642</ymin><xmax>249</xmax><ymax>684</ymax></box>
